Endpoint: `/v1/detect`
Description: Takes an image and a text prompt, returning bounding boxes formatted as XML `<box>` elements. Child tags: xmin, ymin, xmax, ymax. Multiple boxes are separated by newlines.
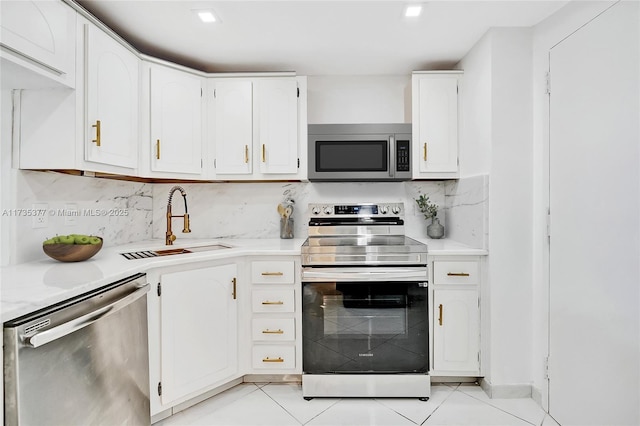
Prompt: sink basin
<box><xmin>121</xmin><ymin>244</ymin><xmax>233</xmax><ymax>260</ymax></box>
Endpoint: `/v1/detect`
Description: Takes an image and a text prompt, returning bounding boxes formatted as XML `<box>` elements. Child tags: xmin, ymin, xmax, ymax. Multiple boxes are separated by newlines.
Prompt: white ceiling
<box><xmin>75</xmin><ymin>0</ymin><xmax>569</xmax><ymax>75</ymax></box>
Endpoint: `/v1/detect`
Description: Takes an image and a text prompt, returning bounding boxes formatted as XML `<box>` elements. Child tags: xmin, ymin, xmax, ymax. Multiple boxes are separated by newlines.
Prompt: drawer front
<box><xmin>252</xmin><ymin>345</ymin><xmax>296</xmax><ymax>370</ymax></box>
<box><xmin>251</xmin><ymin>289</ymin><xmax>295</xmax><ymax>313</ymax></box>
<box><xmin>252</xmin><ymin>318</ymin><xmax>295</xmax><ymax>341</ymax></box>
<box><xmin>251</xmin><ymin>261</ymin><xmax>295</xmax><ymax>284</ymax></box>
<box><xmin>433</xmin><ymin>261</ymin><xmax>479</xmax><ymax>285</ymax></box>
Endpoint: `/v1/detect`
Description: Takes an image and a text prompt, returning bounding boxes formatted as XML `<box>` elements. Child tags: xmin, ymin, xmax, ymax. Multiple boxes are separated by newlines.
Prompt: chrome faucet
<box><xmin>166</xmin><ymin>186</ymin><xmax>191</xmax><ymax>245</ymax></box>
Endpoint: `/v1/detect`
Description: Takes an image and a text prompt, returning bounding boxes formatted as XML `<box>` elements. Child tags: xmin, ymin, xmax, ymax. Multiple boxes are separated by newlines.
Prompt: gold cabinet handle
<box><xmin>438</xmin><ymin>304</ymin><xmax>443</xmax><ymax>326</ymax></box>
<box><xmin>262</xmin><ymin>329</ymin><xmax>284</xmax><ymax>334</ymax></box>
<box><xmin>262</xmin><ymin>144</ymin><xmax>266</xmax><ymax>162</ymax></box>
<box><xmin>92</xmin><ymin>120</ymin><xmax>101</xmax><ymax>146</ymax></box>
<box><xmin>447</xmin><ymin>272</ymin><xmax>470</xmax><ymax>277</ymax></box>
<box><xmin>423</xmin><ymin>142</ymin><xmax>427</xmax><ymax>161</ymax></box>
<box><xmin>232</xmin><ymin>277</ymin><xmax>237</xmax><ymax>300</ymax></box>
<box><xmin>156</xmin><ymin>139</ymin><xmax>161</xmax><ymax>160</ymax></box>
<box><xmin>262</xmin><ymin>300</ymin><xmax>284</xmax><ymax>305</ymax></box>
<box><xmin>244</xmin><ymin>145</ymin><xmax>249</xmax><ymax>163</ymax></box>
<box><xmin>261</xmin><ymin>271</ymin><xmax>284</xmax><ymax>276</ymax></box>
<box><xmin>262</xmin><ymin>357</ymin><xmax>284</xmax><ymax>363</ymax></box>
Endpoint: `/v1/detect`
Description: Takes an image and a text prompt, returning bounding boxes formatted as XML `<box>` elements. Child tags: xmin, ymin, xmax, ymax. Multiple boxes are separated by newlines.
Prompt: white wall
<box><xmin>458</xmin><ymin>27</ymin><xmax>534</xmax><ymax>395</ymax></box>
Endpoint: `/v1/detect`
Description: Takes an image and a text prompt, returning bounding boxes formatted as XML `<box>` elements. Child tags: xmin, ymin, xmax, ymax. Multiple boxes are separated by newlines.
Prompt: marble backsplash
<box><xmin>11</xmin><ymin>171</ymin><xmax>487</xmax><ymax>264</ymax></box>
<box><xmin>11</xmin><ymin>171</ymin><xmax>152</xmax><ymax>264</ymax></box>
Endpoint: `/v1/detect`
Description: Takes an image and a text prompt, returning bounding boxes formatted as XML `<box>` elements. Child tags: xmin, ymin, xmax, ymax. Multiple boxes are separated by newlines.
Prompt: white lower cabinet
<box><xmin>246</xmin><ymin>257</ymin><xmax>301</xmax><ymax>374</ymax></box>
<box><xmin>430</xmin><ymin>256</ymin><xmax>482</xmax><ymax>376</ymax></box>
<box><xmin>147</xmin><ymin>262</ymin><xmax>239</xmax><ymax>415</ymax></box>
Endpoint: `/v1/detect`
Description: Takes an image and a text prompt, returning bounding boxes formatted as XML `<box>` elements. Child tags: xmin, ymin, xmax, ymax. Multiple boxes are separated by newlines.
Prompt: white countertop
<box><xmin>1</xmin><ymin>237</ymin><xmax>486</xmax><ymax>322</ymax></box>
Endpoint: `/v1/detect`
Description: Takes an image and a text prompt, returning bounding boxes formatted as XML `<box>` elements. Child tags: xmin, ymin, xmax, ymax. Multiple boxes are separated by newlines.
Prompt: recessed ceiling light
<box><xmin>404</xmin><ymin>5</ymin><xmax>422</xmax><ymax>18</ymax></box>
<box><xmin>194</xmin><ymin>10</ymin><xmax>218</xmax><ymax>23</ymax></box>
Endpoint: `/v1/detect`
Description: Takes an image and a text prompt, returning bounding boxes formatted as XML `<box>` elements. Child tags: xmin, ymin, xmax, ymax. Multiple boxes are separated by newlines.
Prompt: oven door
<box><xmin>302</xmin><ymin>278</ymin><xmax>428</xmax><ymax>374</ymax></box>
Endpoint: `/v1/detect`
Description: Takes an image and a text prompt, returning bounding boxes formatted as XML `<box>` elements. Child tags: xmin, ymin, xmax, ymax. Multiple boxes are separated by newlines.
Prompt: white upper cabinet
<box><xmin>412</xmin><ymin>72</ymin><xmax>461</xmax><ymax>179</ymax></box>
<box><xmin>213</xmin><ymin>79</ymin><xmax>254</xmax><ymax>175</ymax></box>
<box><xmin>212</xmin><ymin>76</ymin><xmax>303</xmax><ymax>180</ymax></box>
<box><xmin>256</xmin><ymin>79</ymin><xmax>298</xmax><ymax>175</ymax></box>
<box><xmin>85</xmin><ymin>23</ymin><xmax>139</xmax><ymax>170</ymax></box>
<box><xmin>0</xmin><ymin>0</ymin><xmax>76</xmax><ymax>87</ymax></box>
<box><xmin>148</xmin><ymin>63</ymin><xmax>203</xmax><ymax>176</ymax></box>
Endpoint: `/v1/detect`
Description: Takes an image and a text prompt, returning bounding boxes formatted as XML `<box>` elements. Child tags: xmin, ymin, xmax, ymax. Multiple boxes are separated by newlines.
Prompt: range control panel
<box><xmin>308</xmin><ymin>203</ymin><xmax>403</xmax><ymax>217</ymax></box>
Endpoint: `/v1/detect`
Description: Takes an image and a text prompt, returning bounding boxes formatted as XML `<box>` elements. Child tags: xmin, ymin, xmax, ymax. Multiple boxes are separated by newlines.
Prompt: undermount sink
<box><xmin>121</xmin><ymin>244</ymin><xmax>233</xmax><ymax>260</ymax></box>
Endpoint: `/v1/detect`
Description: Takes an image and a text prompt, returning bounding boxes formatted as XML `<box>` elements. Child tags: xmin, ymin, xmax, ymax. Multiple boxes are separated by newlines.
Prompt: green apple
<box><xmin>89</xmin><ymin>236</ymin><xmax>102</xmax><ymax>245</ymax></box>
<box><xmin>57</xmin><ymin>235</ymin><xmax>75</xmax><ymax>244</ymax></box>
<box><xmin>74</xmin><ymin>235</ymin><xmax>91</xmax><ymax>244</ymax></box>
<box><xmin>43</xmin><ymin>238</ymin><xmax>57</xmax><ymax>245</ymax></box>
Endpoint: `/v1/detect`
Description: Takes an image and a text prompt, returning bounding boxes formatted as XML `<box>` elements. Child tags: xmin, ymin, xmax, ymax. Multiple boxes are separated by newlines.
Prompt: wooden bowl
<box><xmin>43</xmin><ymin>238</ymin><xmax>103</xmax><ymax>262</ymax></box>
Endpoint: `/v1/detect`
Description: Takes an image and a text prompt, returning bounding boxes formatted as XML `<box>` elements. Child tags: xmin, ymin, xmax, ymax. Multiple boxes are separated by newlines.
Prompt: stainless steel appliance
<box><xmin>308</xmin><ymin>123</ymin><xmax>412</xmax><ymax>181</ymax></box>
<box><xmin>3</xmin><ymin>273</ymin><xmax>151</xmax><ymax>425</ymax></box>
<box><xmin>301</xmin><ymin>202</ymin><xmax>430</xmax><ymax>400</ymax></box>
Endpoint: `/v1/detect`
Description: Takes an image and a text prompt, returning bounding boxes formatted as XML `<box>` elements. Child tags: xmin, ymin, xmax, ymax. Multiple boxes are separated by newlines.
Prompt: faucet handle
<box><xmin>183</xmin><ymin>214</ymin><xmax>191</xmax><ymax>233</ymax></box>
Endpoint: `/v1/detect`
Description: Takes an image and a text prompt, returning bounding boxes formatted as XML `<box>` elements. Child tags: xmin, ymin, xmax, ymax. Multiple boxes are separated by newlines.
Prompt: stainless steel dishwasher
<box><xmin>3</xmin><ymin>273</ymin><xmax>150</xmax><ymax>426</ymax></box>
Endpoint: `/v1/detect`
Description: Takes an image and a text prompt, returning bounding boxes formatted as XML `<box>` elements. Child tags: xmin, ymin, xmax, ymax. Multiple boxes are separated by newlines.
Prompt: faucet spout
<box><xmin>166</xmin><ymin>186</ymin><xmax>191</xmax><ymax>245</ymax></box>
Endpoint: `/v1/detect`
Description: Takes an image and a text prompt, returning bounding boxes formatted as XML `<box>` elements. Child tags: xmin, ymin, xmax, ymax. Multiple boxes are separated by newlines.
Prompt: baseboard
<box><xmin>243</xmin><ymin>374</ymin><xmax>302</xmax><ymax>383</ymax></box>
<box><xmin>479</xmin><ymin>378</ymin><xmax>532</xmax><ymax>399</ymax></box>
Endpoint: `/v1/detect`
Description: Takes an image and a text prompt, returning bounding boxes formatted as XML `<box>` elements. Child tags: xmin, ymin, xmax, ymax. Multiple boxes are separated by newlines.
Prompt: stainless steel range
<box><xmin>301</xmin><ymin>202</ymin><xmax>430</xmax><ymax>400</ymax></box>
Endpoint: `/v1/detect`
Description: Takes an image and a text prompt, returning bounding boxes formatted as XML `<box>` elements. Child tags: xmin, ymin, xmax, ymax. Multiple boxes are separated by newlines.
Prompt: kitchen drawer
<box><xmin>252</xmin><ymin>345</ymin><xmax>296</xmax><ymax>370</ymax></box>
<box><xmin>251</xmin><ymin>261</ymin><xmax>295</xmax><ymax>284</ymax></box>
<box><xmin>251</xmin><ymin>289</ymin><xmax>295</xmax><ymax>313</ymax></box>
<box><xmin>252</xmin><ymin>318</ymin><xmax>295</xmax><ymax>342</ymax></box>
<box><xmin>433</xmin><ymin>261</ymin><xmax>479</xmax><ymax>285</ymax></box>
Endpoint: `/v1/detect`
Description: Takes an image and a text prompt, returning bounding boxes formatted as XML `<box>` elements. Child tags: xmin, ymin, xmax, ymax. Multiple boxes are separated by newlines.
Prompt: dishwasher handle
<box><xmin>23</xmin><ymin>284</ymin><xmax>150</xmax><ymax>348</ymax></box>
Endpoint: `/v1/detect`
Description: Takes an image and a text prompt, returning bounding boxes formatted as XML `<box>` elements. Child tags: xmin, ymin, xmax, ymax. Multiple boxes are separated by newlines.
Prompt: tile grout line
<box><xmin>371</xmin><ymin>398</ymin><xmax>422</xmax><ymax>425</ymax></box>
<box><xmin>455</xmin><ymin>386</ymin><xmax>541</xmax><ymax>426</ymax></box>
<box><xmin>420</xmin><ymin>383</ymin><xmax>460</xmax><ymax>426</ymax></box>
<box><xmin>258</xmin><ymin>383</ymin><xmax>342</xmax><ymax>426</ymax></box>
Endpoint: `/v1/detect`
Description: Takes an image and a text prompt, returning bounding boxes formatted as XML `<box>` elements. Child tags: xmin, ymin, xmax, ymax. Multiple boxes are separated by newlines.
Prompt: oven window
<box><xmin>302</xmin><ymin>281</ymin><xmax>428</xmax><ymax>374</ymax></box>
<box><xmin>316</xmin><ymin>141</ymin><xmax>387</xmax><ymax>172</ymax></box>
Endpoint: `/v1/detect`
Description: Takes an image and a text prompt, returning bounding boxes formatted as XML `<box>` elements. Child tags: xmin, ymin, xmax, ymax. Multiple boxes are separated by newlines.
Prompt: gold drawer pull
<box><xmin>262</xmin><ymin>143</ymin><xmax>266</xmax><ymax>162</ymax></box>
<box><xmin>423</xmin><ymin>142</ymin><xmax>427</xmax><ymax>161</ymax></box>
<box><xmin>262</xmin><ymin>329</ymin><xmax>284</xmax><ymax>334</ymax></box>
<box><xmin>262</xmin><ymin>300</ymin><xmax>284</xmax><ymax>305</ymax></box>
<box><xmin>262</xmin><ymin>357</ymin><xmax>284</xmax><ymax>363</ymax></box>
<box><xmin>244</xmin><ymin>145</ymin><xmax>249</xmax><ymax>163</ymax></box>
<box><xmin>232</xmin><ymin>277</ymin><xmax>237</xmax><ymax>300</ymax></box>
<box><xmin>438</xmin><ymin>304</ymin><xmax>443</xmax><ymax>326</ymax></box>
<box><xmin>156</xmin><ymin>139</ymin><xmax>161</xmax><ymax>159</ymax></box>
<box><xmin>92</xmin><ymin>120</ymin><xmax>101</xmax><ymax>146</ymax></box>
<box><xmin>261</xmin><ymin>271</ymin><xmax>284</xmax><ymax>276</ymax></box>
<box><xmin>447</xmin><ymin>272</ymin><xmax>470</xmax><ymax>277</ymax></box>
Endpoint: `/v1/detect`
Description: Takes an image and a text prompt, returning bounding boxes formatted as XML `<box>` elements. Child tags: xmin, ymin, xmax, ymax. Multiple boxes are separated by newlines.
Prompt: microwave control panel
<box><xmin>396</xmin><ymin>140</ymin><xmax>410</xmax><ymax>172</ymax></box>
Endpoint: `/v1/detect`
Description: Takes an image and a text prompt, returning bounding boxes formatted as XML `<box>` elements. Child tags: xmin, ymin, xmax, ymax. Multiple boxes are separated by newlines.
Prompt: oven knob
<box><xmin>392</xmin><ymin>205</ymin><xmax>401</xmax><ymax>214</ymax></box>
<box><xmin>379</xmin><ymin>205</ymin><xmax>389</xmax><ymax>214</ymax></box>
<box><xmin>323</xmin><ymin>206</ymin><xmax>333</xmax><ymax>215</ymax></box>
<box><xmin>311</xmin><ymin>206</ymin><xmax>321</xmax><ymax>215</ymax></box>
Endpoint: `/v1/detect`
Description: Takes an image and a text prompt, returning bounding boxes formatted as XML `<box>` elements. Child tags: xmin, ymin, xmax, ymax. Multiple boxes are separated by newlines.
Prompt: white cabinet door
<box><xmin>0</xmin><ymin>0</ymin><xmax>76</xmax><ymax>83</ymax></box>
<box><xmin>159</xmin><ymin>264</ymin><xmax>238</xmax><ymax>405</ymax></box>
<box><xmin>150</xmin><ymin>64</ymin><xmax>202</xmax><ymax>175</ymax></box>
<box><xmin>214</xmin><ymin>79</ymin><xmax>253</xmax><ymax>174</ymax></box>
<box><xmin>432</xmin><ymin>289</ymin><xmax>479</xmax><ymax>374</ymax></box>
<box><xmin>256</xmin><ymin>79</ymin><xmax>298</xmax><ymax>174</ymax></box>
<box><xmin>412</xmin><ymin>72</ymin><xmax>460</xmax><ymax>178</ymax></box>
<box><xmin>85</xmin><ymin>24</ymin><xmax>139</xmax><ymax>169</ymax></box>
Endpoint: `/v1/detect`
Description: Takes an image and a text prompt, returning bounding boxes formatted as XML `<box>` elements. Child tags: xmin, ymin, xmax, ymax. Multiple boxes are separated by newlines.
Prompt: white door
<box><xmin>150</xmin><ymin>65</ymin><xmax>202</xmax><ymax>174</ymax></box>
<box><xmin>85</xmin><ymin>24</ymin><xmax>139</xmax><ymax>169</ymax></box>
<box><xmin>214</xmin><ymin>80</ymin><xmax>253</xmax><ymax>175</ymax></box>
<box><xmin>159</xmin><ymin>264</ymin><xmax>238</xmax><ymax>405</ymax></box>
<box><xmin>548</xmin><ymin>2</ymin><xmax>639</xmax><ymax>425</ymax></box>
<box><xmin>256</xmin><ymin>79</ymin><xmax>298</xmax><ymax>174</ymax></box>
<box><xmin>432</xmin><ymin>289</ymin><xmax>479</xmax><ymax>374</ymax></box>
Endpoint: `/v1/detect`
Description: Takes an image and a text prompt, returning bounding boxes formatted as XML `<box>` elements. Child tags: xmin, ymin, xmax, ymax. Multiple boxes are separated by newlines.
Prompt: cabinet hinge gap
<box><xmin>297</xmin><ymin>158</ymin><xmax>300</xmax><ymax>168</ymax></box>
<box><xmin>545</xmin><ymin>72</ymin><xmax>551</xmax><ymax>94</ymax></box>
<box><xmin>158</xmin><ymin>382</ymin><xmax>162</xmax><ymax>396</ymax></box>
<box><xmin>157</xmin><ymin>282</ymin><xmax>161</xmax><ymax>297</ymax></box>
<box><xmin>297</xmin><ymin>87</ymin><xmax>300</xmax><ymax>98</ymax></box>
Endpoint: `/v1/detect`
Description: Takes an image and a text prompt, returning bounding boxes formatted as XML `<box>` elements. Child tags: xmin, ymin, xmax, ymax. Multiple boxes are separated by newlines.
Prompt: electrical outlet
<box><xmin>64</xmin><ymin>204</ymin><xmax>78</xmax><ymax>226</ymax></box>
<box><xmin>32</xmin><ymin>203</ymin><xmax>48</xmax><ymax>228</ymax></box>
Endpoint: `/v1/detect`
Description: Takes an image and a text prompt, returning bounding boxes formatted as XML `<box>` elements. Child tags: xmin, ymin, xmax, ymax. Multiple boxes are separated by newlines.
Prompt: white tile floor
<box><xmin>156</xmin><ymin>382</ymin><xmax>561</xmax><ymax>426</ymax></box>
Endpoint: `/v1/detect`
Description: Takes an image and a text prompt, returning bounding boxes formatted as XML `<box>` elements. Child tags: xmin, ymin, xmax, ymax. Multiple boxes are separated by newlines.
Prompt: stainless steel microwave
<box><xmin>307</xmin><ymin>123</ymin><xmax>412</xmax><ymax>182</ymax></box>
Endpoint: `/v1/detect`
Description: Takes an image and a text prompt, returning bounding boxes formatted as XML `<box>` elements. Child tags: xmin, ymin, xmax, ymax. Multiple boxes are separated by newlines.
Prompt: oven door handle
<box><xmin>302</xmin><ymin>267</ymin><xmax>428</xmax><ymax>282</ymax></box>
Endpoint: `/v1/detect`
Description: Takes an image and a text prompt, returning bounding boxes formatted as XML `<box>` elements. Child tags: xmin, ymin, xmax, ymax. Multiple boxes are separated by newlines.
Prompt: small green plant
<box><xmin>415</xmin><ymin>195</ymin><xmax>438</xmax><ymax>221</ymax></box>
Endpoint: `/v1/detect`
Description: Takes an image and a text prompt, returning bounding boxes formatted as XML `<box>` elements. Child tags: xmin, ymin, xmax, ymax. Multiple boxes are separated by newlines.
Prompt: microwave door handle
<box><xmin>388</xmin><ymin>135</ymin><xmax>395</xmax><ymax>178</ymax></box>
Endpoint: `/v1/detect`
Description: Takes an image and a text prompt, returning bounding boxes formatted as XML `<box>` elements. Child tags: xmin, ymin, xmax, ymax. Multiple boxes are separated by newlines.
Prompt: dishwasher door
<box><xmin>3</xmin><ymin>273</ymin><xmax>150</xmax><ymax>426</ymax></box>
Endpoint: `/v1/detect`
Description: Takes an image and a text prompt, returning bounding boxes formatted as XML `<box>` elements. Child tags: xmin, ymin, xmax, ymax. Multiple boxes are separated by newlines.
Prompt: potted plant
<box><xmin>415</xmin><ymin>195</ymin><xmax>444</xmax><ymax>239</ymax></box>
